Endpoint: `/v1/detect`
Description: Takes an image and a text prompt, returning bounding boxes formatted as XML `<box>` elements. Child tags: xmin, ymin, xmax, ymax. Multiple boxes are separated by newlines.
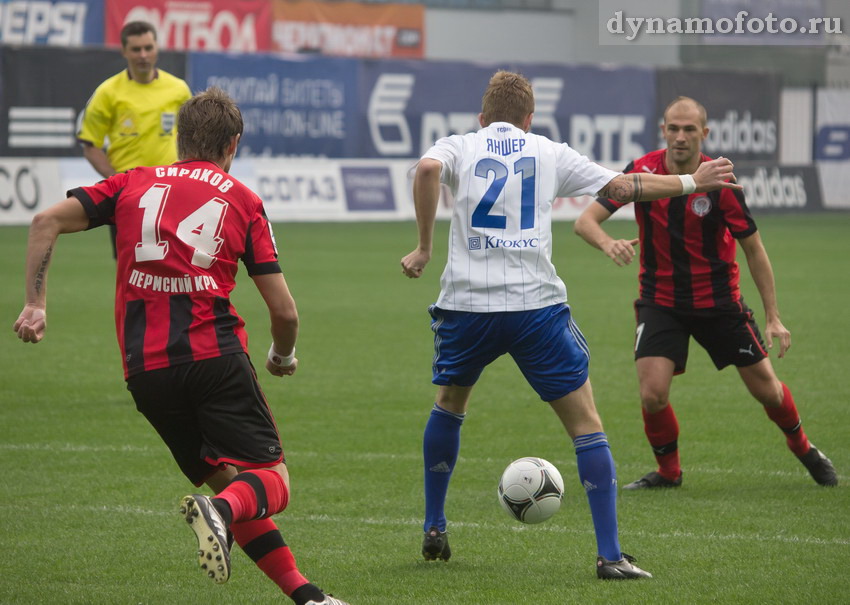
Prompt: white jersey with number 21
<box><xmin>423</xmin><ymin>121</ymin><xmax>619</xmax><ymax>312</ymax></box>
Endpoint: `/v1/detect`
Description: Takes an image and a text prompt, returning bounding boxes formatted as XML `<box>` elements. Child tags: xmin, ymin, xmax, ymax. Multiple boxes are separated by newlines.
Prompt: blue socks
<box><xmin>423</xmin><ymin>414</ymin><xmax>621</xmax><ymax>561</ymax></box>
<box><xmin>423</xmin><ymin>404</ymin><xmax>465</xmax><ymax>532</ymax></box>
<box><xmin>574</xmin><ymin>432</ymin><xmax>621</xmax><ymax>561</ymax></box>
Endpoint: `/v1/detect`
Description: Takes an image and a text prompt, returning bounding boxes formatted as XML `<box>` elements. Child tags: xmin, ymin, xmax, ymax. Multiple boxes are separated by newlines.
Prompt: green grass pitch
<box><xmin>1</xmin><ymin>214</ymin><xmax>848</xmax><ymax>604</ymax></box>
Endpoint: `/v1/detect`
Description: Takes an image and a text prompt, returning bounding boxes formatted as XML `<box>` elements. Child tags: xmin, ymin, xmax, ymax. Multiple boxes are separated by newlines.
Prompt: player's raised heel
<box><xmin>180</xmin><ymin>494</ymin><xmax>231</xmax><ymax>584</ymax></box>
<box><xmin>422</xmin><ymin>526</ymin><xmax>451</xmax><ymax>561</ymax></box>
<box><xmin>596</xmin><ymin>553</ymin><xmax>653</xmax><ymax>579</ymax></box>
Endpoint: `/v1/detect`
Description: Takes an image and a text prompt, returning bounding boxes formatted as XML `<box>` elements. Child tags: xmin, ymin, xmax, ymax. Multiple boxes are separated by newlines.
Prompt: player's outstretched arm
<box><xmin>401</xmin><ymin>158</ymin><xmax>441</xmax><ymax>279</ymax></box>
<box><xmin>14</xmin><ymin>197</ymin><xmax>89</xmax><ymax>344</ymax></box>
<box><xmin>598</xmin><ymin>157</ymin><xmax>742</xmax><ymax>203</ymax></box>
<box><xmin>253</xmin><ymin>272</ymin><xmax>300</xmax><ymax>377</ymax></box>
<box><xmin>574</xmin><ymin>203</ymin><xmax>639</xmax><ymax>267</ymax></box>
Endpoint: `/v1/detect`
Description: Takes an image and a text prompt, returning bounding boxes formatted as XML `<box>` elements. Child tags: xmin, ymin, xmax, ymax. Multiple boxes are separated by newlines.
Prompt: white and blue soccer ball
<box><xmin>498</xmin><ymin>457</ymin><xmax>564</xmax><ymax>524</ymax></box>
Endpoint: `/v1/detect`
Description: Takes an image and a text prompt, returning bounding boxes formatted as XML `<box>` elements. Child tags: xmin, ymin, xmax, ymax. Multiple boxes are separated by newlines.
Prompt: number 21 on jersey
<box><xmin>471</xmin><ymin>157</ymin><xmax>536</xmax><ymax>230</ymax></box>
<box><xmin>134</xmin><ymin>183</ymin><xmax>228</xmax><ymax>269</ymax></box>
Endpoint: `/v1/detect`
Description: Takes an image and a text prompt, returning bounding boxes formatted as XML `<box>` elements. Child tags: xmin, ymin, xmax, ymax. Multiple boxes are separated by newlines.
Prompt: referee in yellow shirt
<box><xmin>77</xmin><ymin>21</ymin><xmax>191</xmax><ymax>256</ymax></box>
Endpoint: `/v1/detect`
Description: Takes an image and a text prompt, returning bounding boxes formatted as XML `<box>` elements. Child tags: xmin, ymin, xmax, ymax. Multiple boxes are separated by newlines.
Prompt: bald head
<box><xmin>663</xmin><ymin>96</ymin><xmax>707</xmax><ymax>127</ymax></box>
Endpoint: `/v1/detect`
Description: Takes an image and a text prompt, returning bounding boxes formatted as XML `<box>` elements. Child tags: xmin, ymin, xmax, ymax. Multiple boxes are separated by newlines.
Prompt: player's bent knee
<box><xmin>753</xmin><ymin>383</ymin><xmax>784</xmax><ymax>408</ymax></box>
<box><xmin>639</xmin><ymin>388</ymin><xmax>669</xmax><ymax>413</ymax></box>
<box><xmin>267</xmin><ymin>463</ymin><xmax>290</xmax><ymax>490</ymax></box>
<box><xmin>740</xmin><ymin>369</ymin><xmax>783</xmax><ymax>407</ymax></box>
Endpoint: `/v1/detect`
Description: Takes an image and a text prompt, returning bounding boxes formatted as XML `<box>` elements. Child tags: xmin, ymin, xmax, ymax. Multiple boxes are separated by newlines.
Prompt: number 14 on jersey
<box><xmin>134</xmin><ymin>183</ymin><xmax>228</xmax><ymax>269</ymax></box>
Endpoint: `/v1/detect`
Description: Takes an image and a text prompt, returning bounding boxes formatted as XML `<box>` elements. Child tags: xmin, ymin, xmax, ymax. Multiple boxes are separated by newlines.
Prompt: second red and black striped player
<box><xmin>575</xmin><ymin>95</ymin><xmax>837</xmax><ymax>491</ymax></box>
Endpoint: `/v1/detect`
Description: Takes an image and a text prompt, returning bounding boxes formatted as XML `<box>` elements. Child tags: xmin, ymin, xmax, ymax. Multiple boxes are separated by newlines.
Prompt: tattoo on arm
<box><xmin>632</xmin><ymin>174</ymin><xmax>642</xmax><ymax>201</ymax></box>
<box><xmin>603</xmin><ymin>174</ymin><xmax>643</xmax><ymax>203</ymax></box>
<box><xmin>34</xmin><ymin>245</ymin><xmax>52</xmax><ymax>296</ymax></box>
<box><xmin>605</xmin><ymin>176</ymin><xmax>631</xmax><ymax>202</ymax></box>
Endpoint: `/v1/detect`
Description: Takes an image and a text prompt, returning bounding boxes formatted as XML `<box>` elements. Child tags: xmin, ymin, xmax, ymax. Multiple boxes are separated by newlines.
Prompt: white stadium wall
<box><xmin>813</xmin><ymin>89</ymin><xmax>850</xmax><ymax>209</ymax></box>
<box><xmin>780</xmin><ymin>88</ymin><xmax>814</xmax><ymax>166</ymax></box>
<box><xmin>781</xmin><ymin>86</ymin><xmax>850</xmax><ymax>210</ymax></box>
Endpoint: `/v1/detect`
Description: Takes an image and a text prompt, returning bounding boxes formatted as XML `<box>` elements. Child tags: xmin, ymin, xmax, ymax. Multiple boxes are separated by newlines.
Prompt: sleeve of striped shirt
<box><xmin>242</xmin><ymin>198</ymin><xmax>282</xmax><ymax>276</ymax></box>
<box><xmin>69</xmin><ymin>171</ymin><xmax>129</xmax><ymax>229</ymax></box>
<box><xmin>721</xmin><ymin>188</ymin><xmax>758</xmax><ymax>238</ymax></box>
<box><xmin>421</xmin><ymin>135</ymin><xmax>461</xmax><ymax>186</ymax></box>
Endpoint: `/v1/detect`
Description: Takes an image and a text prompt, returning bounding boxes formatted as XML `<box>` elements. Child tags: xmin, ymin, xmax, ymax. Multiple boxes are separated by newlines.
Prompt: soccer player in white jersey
<box><xmin>400</xmin><ymin>70</ymin><xmax>741</xmax><ymax>579</ymax></box>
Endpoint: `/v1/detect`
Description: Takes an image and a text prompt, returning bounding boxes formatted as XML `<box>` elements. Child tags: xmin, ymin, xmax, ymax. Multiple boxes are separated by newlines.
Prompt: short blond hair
<box><xmin>480</xmin><ymin>70</ymin><xmax>534</xmax><ymax>128</ymax></box>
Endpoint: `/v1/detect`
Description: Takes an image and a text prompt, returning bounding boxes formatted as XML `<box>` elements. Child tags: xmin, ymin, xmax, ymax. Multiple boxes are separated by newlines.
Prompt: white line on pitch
<box><xmin>3</xmin><ymin>503</ymin><xmax>845</xmax><ymax>548</ymax></box>
<box><xmin>0</xmin><ymin>442</ymin><xmax>830</xmax><ymax>481</ymax></box>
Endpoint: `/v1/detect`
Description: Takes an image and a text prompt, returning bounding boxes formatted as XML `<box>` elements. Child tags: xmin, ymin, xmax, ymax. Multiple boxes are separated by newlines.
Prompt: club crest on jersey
<box><xmin>119</xmin><ymin>116</ymin><xmax>136</xmax><ymax>136</ymax></box>
<box><xmin>690</xmin><ymin>196</ymin><xmax>712</xmax><ymax>217</ymax></box>
<box><xmin>161</xmin><ymin>112</ymin><xmax>176</xmax><ymax>134</ymax></box>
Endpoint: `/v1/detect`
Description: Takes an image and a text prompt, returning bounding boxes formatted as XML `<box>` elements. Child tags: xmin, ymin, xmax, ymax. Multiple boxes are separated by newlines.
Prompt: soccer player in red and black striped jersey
<box><xmin>575</xmin><ymin>96</ymin><xmax>837</xmax><ymax>489</ymax></box>
<box><xmin>14</xmin><ymin>88</ymin><xmax>348</xmax><ymax>605</ymax></box>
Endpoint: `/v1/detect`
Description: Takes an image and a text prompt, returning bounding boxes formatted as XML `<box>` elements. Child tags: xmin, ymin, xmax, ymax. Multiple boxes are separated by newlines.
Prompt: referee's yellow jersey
<box><xmin>77</xmin><ymin>69</ymin><xmax>192</xmax><ymax>172</ymax></box>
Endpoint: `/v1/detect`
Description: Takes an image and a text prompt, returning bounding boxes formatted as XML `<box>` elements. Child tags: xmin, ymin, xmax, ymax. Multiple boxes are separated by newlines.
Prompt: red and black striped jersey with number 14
<box><xmin>70</xmin><ymin>159</ymin><xmax>281</xmax><ymax>378</ymax></box>
<box><xmin>597</xmin><ymin>149</ymin><xmax>757</xmax><ymax>310</ymax></box>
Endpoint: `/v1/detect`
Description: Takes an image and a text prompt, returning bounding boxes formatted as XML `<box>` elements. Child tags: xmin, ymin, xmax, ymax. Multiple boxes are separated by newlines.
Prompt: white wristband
<box><xmin>678</xmin><ymin>174</ymin><xmax>696</xmax><ymax>195</ymax></box>
<box><xmin>268</xmin><ymin>344</ymin><xmax>295</xmax><ymax>368</ymax></box>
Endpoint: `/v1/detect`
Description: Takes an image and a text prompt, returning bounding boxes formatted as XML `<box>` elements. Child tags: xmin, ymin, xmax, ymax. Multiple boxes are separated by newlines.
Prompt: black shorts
<box><xmin>126</xmin><ymin>353</ymin><xmax>284</xmax><ymax>486</ymax></box>
<box><xmin>634</xmin><ymin>300</ymin><xmax>768</xmax><ymax>374</ymax></box>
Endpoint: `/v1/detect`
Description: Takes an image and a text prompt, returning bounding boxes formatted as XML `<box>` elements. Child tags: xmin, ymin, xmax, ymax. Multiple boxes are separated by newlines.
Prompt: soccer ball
<box><xmin>498</xmin><ymin>457</ymin><xmax>564</xmax><ymax>524</ymax></box>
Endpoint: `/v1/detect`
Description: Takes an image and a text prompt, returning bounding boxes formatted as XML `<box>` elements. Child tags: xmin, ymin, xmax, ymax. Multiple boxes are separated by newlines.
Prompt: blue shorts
<box><xmin>429</xmin><ymin>303</ymin><xmax>590</xmax><ymax>402</ymax></box>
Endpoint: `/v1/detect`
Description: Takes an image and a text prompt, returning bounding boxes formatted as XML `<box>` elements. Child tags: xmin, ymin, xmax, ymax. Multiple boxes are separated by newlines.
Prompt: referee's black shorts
<box><xmin>634</xmin><ymin>299</ymin><xmax>768</xmax><ymax>374</ymax></box>
<box><xmin>127</xmin><ymin>353</ymin><xmax>284</xmax><ymax>486</ymax></box>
